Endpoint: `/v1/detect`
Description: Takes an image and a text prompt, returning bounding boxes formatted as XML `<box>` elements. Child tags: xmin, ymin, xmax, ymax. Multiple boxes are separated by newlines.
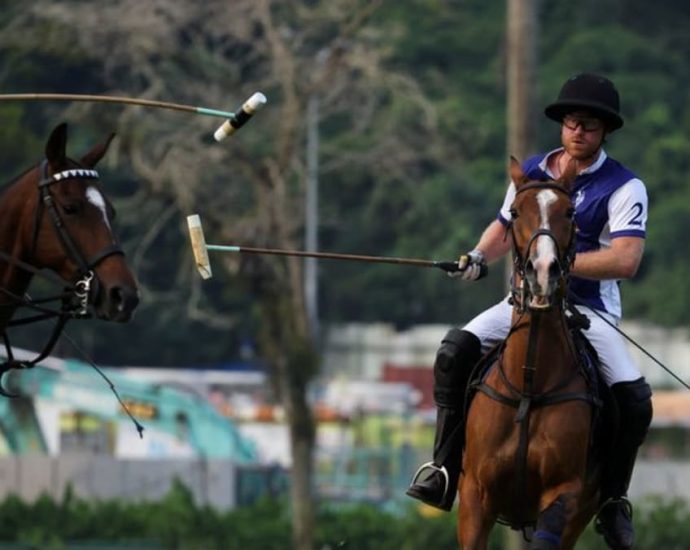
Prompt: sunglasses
<box><xmin>562</xmin><ymin>115</ymin><xmax>603</xmax><ymax>132</ymax></box>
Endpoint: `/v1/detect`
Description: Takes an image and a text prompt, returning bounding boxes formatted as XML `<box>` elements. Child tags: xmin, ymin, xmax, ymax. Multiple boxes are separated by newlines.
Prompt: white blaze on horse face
<box><xmin>86</xmin><ymin>186</ymin><xmax>111</xmax><ymax>230</ymax></box>
<box><xmin>534</xmin><ymin>189</ymin><xmax>559</xmax><ymax>293</ymax></box>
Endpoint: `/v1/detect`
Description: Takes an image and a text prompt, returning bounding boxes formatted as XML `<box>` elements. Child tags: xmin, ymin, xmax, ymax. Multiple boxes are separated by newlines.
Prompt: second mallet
<box><xmin>186</xmin><ymin>214</ymin><xmax>478</xmax><ymax>279</ymax></box>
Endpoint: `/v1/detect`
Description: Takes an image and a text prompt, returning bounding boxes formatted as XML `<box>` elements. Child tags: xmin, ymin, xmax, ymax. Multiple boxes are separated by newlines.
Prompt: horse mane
<box><xmin>0</xmin><ymin>165</ymin><xmax>35</xmax><ymax>193</ymax></box>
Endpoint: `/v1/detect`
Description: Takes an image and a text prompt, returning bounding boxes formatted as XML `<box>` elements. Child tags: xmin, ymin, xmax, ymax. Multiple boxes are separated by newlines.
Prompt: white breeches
<box><xmin>462</xmin><ymin>296</ymin><xmax>642</xmax><ymax>386</ymax></box>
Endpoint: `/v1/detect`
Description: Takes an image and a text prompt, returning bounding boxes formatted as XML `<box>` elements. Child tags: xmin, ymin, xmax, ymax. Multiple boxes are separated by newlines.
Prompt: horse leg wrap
<box><xmin>601</xmin><ymin>377</ymin><xmax>653</xmax><ymax>500</ymax></box>
<box><xmin>433</xmin><ymin>328</ymin><xmax>481</xmax><ymax>408</ymax></box>
<box><xmin>531</xmin><ymin>496</ymin><xmax>567</xmax><ymax>550</ymax></box>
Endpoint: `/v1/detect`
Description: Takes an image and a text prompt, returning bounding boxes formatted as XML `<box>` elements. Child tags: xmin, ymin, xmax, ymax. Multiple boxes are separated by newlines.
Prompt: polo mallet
<box><xmin>0</xmin><ymin>92</ymin><xmax>267</xmax><ymax>141</ymax></box>
<box><xmin>186</xmin><ymin>214</ymin><xmax>486</xmax><ymax>279</ymax></box>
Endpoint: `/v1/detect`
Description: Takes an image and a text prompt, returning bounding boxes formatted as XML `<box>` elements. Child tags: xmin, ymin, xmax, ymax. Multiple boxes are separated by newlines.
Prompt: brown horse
<box><xmin>458</xmin><ymin>158</ymin><xmax>600</xmax><ymax>549</ymax></box>
<box><xmin>0</xmin><ymin>123</ymin><xmax>139</xmax><ymax>381</ymax></box>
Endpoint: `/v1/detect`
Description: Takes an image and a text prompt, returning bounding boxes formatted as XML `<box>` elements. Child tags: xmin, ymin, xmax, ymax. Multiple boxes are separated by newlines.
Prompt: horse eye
<box><xmin>566</xmin><ymin>207</ymin><xmax>575</xmax><ymax>219</ymax></box>
<box><xmin>509</xmin><ymin>208</ymin><xmax>519</xmax><ymax>219</ymax></box>
<box><xmin>62</xmin><ymin>202</ymin><xmax>81</xmax><ymax>215</ymax></box>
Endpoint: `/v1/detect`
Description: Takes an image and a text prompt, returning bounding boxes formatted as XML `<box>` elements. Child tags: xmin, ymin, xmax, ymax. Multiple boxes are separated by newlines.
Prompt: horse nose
<box><xmin>525</xmin><ymin>255</ymin><xmax>559</xmax><ymax>295</ymax></box>
<box><xmin>548</xmin><ymin>259</ymin><xmax>561</xmax><ymax>281</ymax></box>
<box><xmin>525</xmin><ymin>258</ymin><xmax>536</xmax><ymax>279</ymax></box>
<box><xmin>108</xmin><ymin>284</ymin><xmax>139</xmax><ymax>321</ymax></box>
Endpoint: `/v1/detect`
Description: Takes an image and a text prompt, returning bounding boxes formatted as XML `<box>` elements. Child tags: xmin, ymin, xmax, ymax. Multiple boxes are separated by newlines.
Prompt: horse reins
<box><xmin>0</xmin><ymin>159</ymin><xmax>125</xmax><ymax>395</ymax></box>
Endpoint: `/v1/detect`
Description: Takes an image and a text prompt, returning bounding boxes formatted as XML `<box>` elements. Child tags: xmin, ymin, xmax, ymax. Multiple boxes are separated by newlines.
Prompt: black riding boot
<box><xmin>406</xmin><ymin>329</ymin><xmax>481</xmax><ymax>511</ymax></box>
<box><xmin>406</xmin><ymin>406</ymin><xmax>464</xmax><ymax>510</ymax></box>
<box><xmin>595</xmin><ymin>378</ymin><xmax>653</xmax><ymax>550</ymax></box>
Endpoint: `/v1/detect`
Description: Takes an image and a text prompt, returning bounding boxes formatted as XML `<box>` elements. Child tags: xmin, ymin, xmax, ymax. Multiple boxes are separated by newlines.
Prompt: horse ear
<box><xmin>559</xmin><ymin>158</ymin><xmax>578</xmax><ymax>190</ymax></box>
<box><xmin>81</xmin><ymin>132</ymin><xmax>116</xmax><ymax>168</ymax></box>
<box><xmin>509</xmin><ymin>156</ymin><xmax>527</xmax><ymax>189</ymax></box>
<box><xmin>45</xmin><ymin>123</ymin><xmax>68</xmax><ymax>166</ymax></box>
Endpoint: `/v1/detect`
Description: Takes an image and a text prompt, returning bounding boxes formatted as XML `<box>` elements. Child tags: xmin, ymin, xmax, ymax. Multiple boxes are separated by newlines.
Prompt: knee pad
<box><xmin>434</xmin><ymin>329</ymin><xmax>481</xmax><ymax>407</ymax></box>
<box><xmin>611</xmin><ymin>377</ymin><xmax>653</xmax><ymax>446</ymax></box>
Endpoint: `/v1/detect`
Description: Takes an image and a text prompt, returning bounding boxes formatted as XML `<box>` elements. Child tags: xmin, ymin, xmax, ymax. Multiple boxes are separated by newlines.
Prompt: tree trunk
<box><xmin>507</xmin><ymin>0</ymin><xmax>538</xmax><ymax>163</ymax></box>
<box><xmin>260</xmin><ymin>291</ymin><xmax>318</xmax><ymax>550</ymax></box>
<box><xmin>505</xmin><ymin>0</ymin><xmax>538</xmax><ymax>548</ymax></box>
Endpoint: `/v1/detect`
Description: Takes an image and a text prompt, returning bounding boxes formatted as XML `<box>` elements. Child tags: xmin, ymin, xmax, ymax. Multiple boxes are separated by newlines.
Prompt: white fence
<box><xmin>0</xmin><ymin>455</ymin><xmax>685</xmax><ymax>509</ymax></box>
<box><xmin>0</xmin><ymin>456</ymin><xmax>242</xmax><ymax>509</ymax></box>
<box><xmin>323</xmin><ymin>321</ymin><xmax>690</xmax><ymax>389</ymax></box>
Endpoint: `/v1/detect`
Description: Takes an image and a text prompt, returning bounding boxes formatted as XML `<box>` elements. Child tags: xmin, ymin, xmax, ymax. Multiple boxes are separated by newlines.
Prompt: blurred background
<box><xmin>1</xmin><ymin>0</ymin><xmax>690</xmax><ymax>548</ymax></box>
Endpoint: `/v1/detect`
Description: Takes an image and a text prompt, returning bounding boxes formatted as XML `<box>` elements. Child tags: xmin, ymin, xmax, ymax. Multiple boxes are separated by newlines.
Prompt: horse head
<box><xmin>12</xmin><ymin>123</ymin><xmax>139</xmax><ymax>322</ymax></box>
<box><xmin>508</xmin><ymin>156</ymin><xmax>577</xmax><ymax>311</ymax></box>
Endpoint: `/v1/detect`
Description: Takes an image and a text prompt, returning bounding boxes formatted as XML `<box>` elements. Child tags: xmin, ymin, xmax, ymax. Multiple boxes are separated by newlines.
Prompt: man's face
<box><xmin>560</xmin><ymin>110</ymin><xmax>606</xmax><ymax>160</ymax></box>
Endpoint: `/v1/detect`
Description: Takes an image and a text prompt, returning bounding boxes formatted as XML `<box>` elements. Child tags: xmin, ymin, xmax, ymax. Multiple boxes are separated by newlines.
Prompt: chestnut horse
<box><xmin>0</xmin><ymin>123</ymin><xmax>139</xmax><ymax>388</ymax></box>
<box><xmin>458</xmin><ymin>159</ymin><xmax>601</xmax><ymax>549</ymax></box>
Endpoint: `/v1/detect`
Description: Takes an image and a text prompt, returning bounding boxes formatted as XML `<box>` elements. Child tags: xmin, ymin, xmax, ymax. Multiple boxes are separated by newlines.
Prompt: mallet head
<box><xmin>187</xmin><ymin>214</ymin><xmax>212</xmax><ymax>279</ymax></box>
<box><xmin>213</xmin><ymin>92</ymin><xmax>267</xmax><ymax>142</ymax></box>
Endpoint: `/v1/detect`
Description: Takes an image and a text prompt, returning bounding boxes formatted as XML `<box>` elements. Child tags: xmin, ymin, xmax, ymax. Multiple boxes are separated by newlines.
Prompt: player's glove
<box><xmin>447</xmin><ymin>249</ymin><xmax>487</xmax><ymax>281</ymax></box>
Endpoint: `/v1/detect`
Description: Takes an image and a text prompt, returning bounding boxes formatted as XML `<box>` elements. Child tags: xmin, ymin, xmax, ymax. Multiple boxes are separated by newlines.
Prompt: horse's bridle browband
<box><xmin>0</xmin><ymin>159</ymin><xmax>125</xmax><ymax>395</ymax></box>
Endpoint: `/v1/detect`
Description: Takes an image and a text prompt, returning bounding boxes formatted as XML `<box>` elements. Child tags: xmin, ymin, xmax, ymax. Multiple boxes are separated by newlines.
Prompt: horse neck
<box><xmin>502</xmin><ymin>305</ymin><xmax>578</xmax><ymax>392</ymax></box>
<box><xmin>0</xmin><ymin>170</ymin><xmax>38</xmax><ymax>328</ymax></box>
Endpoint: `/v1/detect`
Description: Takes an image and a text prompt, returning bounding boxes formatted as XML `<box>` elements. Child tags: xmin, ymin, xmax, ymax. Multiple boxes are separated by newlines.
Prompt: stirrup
<box><xmin>409</xmin><ymin>461</ymin><xmax>450</xmax><ymax>501</ymax></box>
<box><xmin>595</xmin><ymin>496</ymin><xmax>635</xmax><ymax>546</ymax></box>
<box><xmin>596</xmin><ymin>496</ymin><xmax>633</xmax><ymax>519</ymax></box>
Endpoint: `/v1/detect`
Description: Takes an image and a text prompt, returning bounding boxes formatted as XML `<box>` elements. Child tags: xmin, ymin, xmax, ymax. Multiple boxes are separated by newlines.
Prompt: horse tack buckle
<box><xmin>74</xmin><ymin>270</ymin><xmax>94</xmax><ymax>316</ymax></box>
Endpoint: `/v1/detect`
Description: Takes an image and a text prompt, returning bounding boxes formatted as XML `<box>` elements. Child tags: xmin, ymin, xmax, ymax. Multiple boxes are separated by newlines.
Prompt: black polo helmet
<box><xmin>544</xmin><ymin>73</ymin><xmax>624</xmax><ymax>131</ymax></box>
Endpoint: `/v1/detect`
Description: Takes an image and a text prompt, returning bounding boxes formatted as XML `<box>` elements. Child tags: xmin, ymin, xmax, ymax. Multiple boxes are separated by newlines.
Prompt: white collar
<box><xmin>539</xmin><ymin>148</ymin><xmax>607</xmax><ymax>178</ymax></box>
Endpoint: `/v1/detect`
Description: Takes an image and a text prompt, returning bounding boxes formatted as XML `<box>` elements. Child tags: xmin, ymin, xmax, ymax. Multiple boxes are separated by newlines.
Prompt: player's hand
<box><xmin>447</xmin><ymin>250</ymin><xmax>487</xmax><ymax>281</ymax></box>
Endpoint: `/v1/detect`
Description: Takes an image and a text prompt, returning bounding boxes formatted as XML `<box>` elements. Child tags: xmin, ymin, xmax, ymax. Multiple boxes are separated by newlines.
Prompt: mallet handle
<box><xmin>206</xmin><ymin>244</ymin><xmax>463</xmax><ymax>272</ymax></box>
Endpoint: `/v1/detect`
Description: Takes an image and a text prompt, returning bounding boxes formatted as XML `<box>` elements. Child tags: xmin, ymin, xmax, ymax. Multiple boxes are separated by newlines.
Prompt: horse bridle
<box><xmin>507</xmin><ymin>182</ymin><xmax>577</xmax><ymax>312</ymax></box>
<box><xmin>33</xmin><ymin>159</ymin><xmax>125</xmax><ymax>313</ymax></box>
<box><xmin>0</xmin><ymin>159</ymin><xmax>125</xmax><ymax>394</ymax></box>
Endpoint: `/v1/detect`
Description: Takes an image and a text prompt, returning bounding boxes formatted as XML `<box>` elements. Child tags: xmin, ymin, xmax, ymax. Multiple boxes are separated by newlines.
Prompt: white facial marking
<box><xmin>86</xmin><ymin>186</ymin><xmax>111</xmax><ymax>229</ymax></box>
<box><xmin>534</xmin><ymin>190</ymin><xmax>558</xmax><ymax>292</ymax></box>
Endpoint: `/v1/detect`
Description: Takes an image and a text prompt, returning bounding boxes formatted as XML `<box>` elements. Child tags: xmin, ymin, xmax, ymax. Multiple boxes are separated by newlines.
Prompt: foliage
<box><xmin>1</xmin><ymin>1</ymin><xmax>690</xmax><ymax>364</ymax></box>
<box><xmin>0</xmin><ymin>486</ymin><xmax>689</xmax><ymax>549</ymax></box>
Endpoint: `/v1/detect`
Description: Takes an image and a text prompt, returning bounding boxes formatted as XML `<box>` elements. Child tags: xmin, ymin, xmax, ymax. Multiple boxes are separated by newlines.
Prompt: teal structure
<box><xmin>0</xmin><ymin>354</ymin><xmax>257</xmax><ymax>462</ymax></box>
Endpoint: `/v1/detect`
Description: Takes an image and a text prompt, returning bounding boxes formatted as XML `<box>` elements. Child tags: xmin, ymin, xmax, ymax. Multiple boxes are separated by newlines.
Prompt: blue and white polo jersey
<box><xmin>497</xmin><ymin>148</ymin><xmax>648</xmax><ymax>320</ymax></box>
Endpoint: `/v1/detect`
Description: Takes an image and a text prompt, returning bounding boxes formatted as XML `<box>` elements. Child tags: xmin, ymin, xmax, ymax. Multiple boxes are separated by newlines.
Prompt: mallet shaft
<box><xmin>207</xmin><ymin>244</ymin><xmax>442</xmax><ymax>268</ymax></box>
<box><xmin>0</xmin><ymin>93</ymin><xmax>235</xmax><ymax>119</ymax></box>
<box><xmin>187</xmin><ymin>213</ymin><xmax>465</xmax><ymax>279</ymax></box>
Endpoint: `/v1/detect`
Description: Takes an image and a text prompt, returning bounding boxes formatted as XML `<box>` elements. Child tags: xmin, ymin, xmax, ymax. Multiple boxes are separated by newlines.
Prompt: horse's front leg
<box><xmin>560</xmin><ymin>493</ymin><xmax>598</xmax><ymax>550</ymax></box>
<box><xmin>458</xmin><ymin>474</ymin><xmax>494</xmax><ymax>550</ymax></box>
<box><xmin>529</xmin><ymin>491</ymin><xmax>579</xmax><ymax>550</ymax></box>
